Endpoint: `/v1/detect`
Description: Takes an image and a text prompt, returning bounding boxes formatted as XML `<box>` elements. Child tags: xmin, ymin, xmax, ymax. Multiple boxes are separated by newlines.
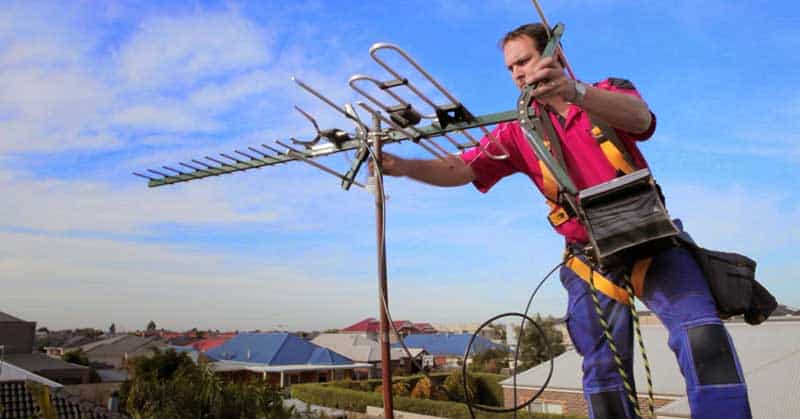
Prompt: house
<box><xmin>1</xmin><ymin>360</ymin><xmax>127</xmax><ymax>418</ymax></box>
<box><xmin>395</xmin><ymin>333</ymin><xmax>505</xmax><ymax>369</ymax></box>
<box><xmin>206</xmin><ymin>333</ymin><xmax>370</xmax><ymax>387</ymax></box>
<box><xmin>311</xmin><ymin>333</ymin><xmax>422</xmax><ymax>379</ymax></box>
<box><xmin>500</xmin><ymin>318</ymin><xmax>800</xmax><ymax>417</ymax></box>
<box><xmin>0</xmin><ymin>311</ymin><xmax>91</xmax><ymax>384</ymax></box>
<box><xmin>77</xmin><ymin>335</ymin><xmax>166</xmax><ymax>369</ymax></box>
<box><xmin>341</xmin><ymin>317</ymin><xmax>434</xmax><ymax>343</ymax></box>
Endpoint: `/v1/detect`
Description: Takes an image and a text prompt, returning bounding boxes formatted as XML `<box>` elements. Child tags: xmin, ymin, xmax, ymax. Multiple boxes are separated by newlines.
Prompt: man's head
<box><xmin>500</xmin><ymin>23</ymin><xmax>549</xmax><ymax>90</ymax></box>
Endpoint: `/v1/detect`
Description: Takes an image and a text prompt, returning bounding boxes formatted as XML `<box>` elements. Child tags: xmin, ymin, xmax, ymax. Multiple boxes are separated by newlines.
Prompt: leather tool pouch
<box><xmin>683</xmin><ymin>243</ymin><xmax>777</xmax><ymax>325</ymax></box>
<box><xmin>578</xmin><ymin>168</ymin><xmax>679</xmax><ymax>269</ymax></box>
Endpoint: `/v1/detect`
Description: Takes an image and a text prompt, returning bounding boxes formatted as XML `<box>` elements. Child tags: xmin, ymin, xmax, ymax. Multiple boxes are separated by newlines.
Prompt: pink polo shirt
<box><xmin>461</xmin><ymin>78</ymin><xmax>656</xmax><ymax>243</ymax></box>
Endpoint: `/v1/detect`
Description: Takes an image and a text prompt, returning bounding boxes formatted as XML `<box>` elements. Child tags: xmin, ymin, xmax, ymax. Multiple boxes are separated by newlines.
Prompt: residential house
<box><xmin>207</xmin><ymin>333</ymin><xmax>370</xmax><ymax>387</ymax></box>
<box><xmin>500</xmin><ymin>318</ymin><xmax>800</xmax><ymax>417</ymax></box>
<box><xmin>311</xmin><ymin>333</ymin><xmax>422</xmax><ymax>379</ymax></box>
<box><xmin>341</xmin><ymin>317</ymin><xmax>434</xmax><ymax>343</ymax></box>
<box><xmin>0</xmin><ymin>311</ymin><xmax>91</xmax><ymax>385</ymax></box>
<box><xmin>395</xmin><ymin>333</ymin><xmax>505</xmax><ymax>369</ymax></box>
<box><xmin>78</xmin><ymin>335</ymin><xmax>166</xmax><ymax>369</ymax></box>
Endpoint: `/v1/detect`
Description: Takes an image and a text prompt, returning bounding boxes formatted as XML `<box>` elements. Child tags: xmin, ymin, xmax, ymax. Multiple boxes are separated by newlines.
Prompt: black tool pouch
<box><xmin>683</xmin><ymin>243</ymin><xmax>777</xmax><ymax>325</ymax></box>
<box><xmin>578</xmin><ymin>169</ymin><xmax>679</xmax><ymax>269</ymax></box>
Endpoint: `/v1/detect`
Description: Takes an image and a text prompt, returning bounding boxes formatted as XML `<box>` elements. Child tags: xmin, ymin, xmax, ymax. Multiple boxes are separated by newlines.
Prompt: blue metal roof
<box><xmin>395</xmin><ymin>333</ymin><xmax>504</xmax><ymax>356</ymax></box>
<box><xmin>206</xmin><ymin>333</ymin><xmax>354</xmax><ymax>365</ymax></box>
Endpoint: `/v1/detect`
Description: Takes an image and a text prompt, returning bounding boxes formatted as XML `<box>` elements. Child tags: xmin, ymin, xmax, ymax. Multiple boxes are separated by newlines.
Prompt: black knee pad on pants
<box><xmin>687</xmin><ymin>323</ymin><xmax>741</xmax><ymax>385</ymax></box>
<box><xmin>589</xmin><ymin>391</ymin><xmax>629</xmax><ymax>419</ymax></box>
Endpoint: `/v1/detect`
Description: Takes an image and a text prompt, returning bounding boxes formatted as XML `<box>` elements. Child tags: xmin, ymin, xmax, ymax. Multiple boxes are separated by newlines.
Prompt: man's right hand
<box><xmin>372</xmin><ymin>152</ymin><xmax>407</xmax><ymax>177</ymax></box>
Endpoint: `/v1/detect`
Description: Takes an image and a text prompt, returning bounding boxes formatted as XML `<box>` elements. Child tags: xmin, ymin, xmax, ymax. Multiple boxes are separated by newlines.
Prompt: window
<box><xmin>528</xmin><ymin>401</ymin><xmax>564</xmax><ymax>414</ymax></box>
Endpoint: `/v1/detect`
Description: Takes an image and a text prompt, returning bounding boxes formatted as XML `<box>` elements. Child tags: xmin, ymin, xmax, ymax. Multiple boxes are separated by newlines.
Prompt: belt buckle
<box><xmin>548</xmin><ymin>206</ymin><xmax>570</xmax><ymax>227</ymax></box>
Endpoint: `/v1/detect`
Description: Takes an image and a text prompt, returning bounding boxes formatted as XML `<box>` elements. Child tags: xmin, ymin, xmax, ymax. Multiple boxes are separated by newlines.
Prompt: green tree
<box><xmin>109</xmin><ymin>323</ymin><xmax>116</xmax><ymax>335</ymax></box>
<box><xmin>120</xmin><ymin>348</ymin><xmax>292</xmax><ymax>419</ymax></box>
<box><xmin>146</xmin><ymin>320</ymin><xmax>157</xmax><ymax>333</ymax></box>
<box><xmin>470</xmin><ymin>347</ymin><xmax>509</xmax><ymax>374</ymax></box>
<box><xmin>515</xmin><ymin>314</ymin><xmax>566</xmax><ymax>370</ymax></box>
<box><xmin>62</xmin><ymin>349</ymin><xmax>89</xmax><ymax>366</ymax></box>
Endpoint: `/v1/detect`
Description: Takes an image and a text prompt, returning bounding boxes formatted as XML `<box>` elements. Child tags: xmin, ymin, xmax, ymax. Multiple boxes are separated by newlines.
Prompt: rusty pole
<box><xmin>372</xmin><ymin>117</ymin><xmax>394</xmax><ymax>419</ymax></box>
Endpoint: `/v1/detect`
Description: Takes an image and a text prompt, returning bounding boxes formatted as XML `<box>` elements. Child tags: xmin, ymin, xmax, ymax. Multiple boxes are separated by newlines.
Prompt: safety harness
<box><xmin>533</xmin><ymin>101</ymin><xmax>653</xmax><ymax>304</ymax></box>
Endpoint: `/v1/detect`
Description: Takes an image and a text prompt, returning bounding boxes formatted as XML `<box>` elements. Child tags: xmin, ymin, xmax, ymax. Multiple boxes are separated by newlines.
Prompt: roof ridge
<box><xmin>270</xmin><ymin>332</ymin><xmax>291</xmax><ymax>364</ymax></box>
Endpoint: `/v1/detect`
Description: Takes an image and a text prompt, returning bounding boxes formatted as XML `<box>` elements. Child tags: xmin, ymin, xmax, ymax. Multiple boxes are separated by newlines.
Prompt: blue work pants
<box><xmin>561</xmin><ymin>244</ymin><xmax>752</xmax><ymax>419</ymax></box>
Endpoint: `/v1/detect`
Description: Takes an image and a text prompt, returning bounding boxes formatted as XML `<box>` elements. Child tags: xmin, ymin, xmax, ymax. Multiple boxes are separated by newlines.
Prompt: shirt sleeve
<box><xmin>460</xmin><ymin>122</ymin><xmax>520</xmax><ymax>193</ymax></box>
<box><xmin>596</xmin><ymin>78</ymin><xmax>656</xmax><ymax>142</ymax></box>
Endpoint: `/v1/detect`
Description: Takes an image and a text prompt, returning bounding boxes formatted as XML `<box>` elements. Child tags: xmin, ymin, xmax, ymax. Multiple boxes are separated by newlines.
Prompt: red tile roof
<box><xmin>192</xmin><ymin>337</ymin><xmax>232</xmax><ymax>352</ymax></box>
<box><xmin>341</xmin><ymin>318</ymin><xmax>380</xmax><ymax>333</ymax></box>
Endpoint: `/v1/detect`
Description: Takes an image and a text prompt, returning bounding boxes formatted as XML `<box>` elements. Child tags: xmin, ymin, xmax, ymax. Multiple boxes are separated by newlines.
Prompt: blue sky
<box><xmin>1</xmin><ymin>0</ymin><xmax>798</xmax><ymax>332</ymax></box>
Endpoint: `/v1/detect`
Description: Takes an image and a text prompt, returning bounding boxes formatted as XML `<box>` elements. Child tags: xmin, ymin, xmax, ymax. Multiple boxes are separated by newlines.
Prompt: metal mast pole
<box><xmin>372</xmin><ymin>116</ymin><xmax>394</xmax><ymax>419</ymax></box>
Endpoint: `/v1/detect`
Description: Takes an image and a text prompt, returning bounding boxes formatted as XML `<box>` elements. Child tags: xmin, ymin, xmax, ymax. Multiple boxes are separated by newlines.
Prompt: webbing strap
<box><xmin>565</xmin><ymin>256</ymin><xmax>651</xmax><ymax>303</ymax></box>
<box><xmin>589</xmin><ymin>115</ymin><xmax>637</xmax><ymax>175</ymax></box>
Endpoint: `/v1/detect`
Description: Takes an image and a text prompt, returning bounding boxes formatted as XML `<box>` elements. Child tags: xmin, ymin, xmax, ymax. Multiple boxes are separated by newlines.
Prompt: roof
<box><xmin>413</xmin><ymin>323</ymin><xmax>437</xmax><ymax>332</ymax></box>
<box><xmin>0</xmin><ymin>361</ymin><xmax>63</xmax><ymax>387</ymax></box>
<box><xmin>502</xmin><ymin>320</ymin><xmax>800</xmax><ymax>418</ymax></box>
<box><xmin>341</xmin><ymin>318</ymin><xmax>380</xmax><ymax>333</ymax></box>
<box><xmin>395</xmin><ymin>333</ymin><xmax>505</xmax><ymax>356</ymax></box>
<box><xmin>206</xmin><ymin>333</ymin><xmax>354</xmax><ymax>366</ymax></box>
<box><xmin>311</xmin><ymin>333</ymin><xmax>407</xmax><ymax>362</ymax></box>
<box><xmin>81</xmin><ymin>335</ymin><xmax>164</xmax><ymax>356</ymax></box>
<box><xmin>95</xmin><ymin>369</ymin><xmax>129</xmax><ymax>383</ymax></box>
<box><xmin>3</xmin><ymin>352</ymin><xmax>89</xmax><ymax>373</ymax></box>
<box><xmin>192</xmin><ymin>337</ymin><xmax>232</xmax><ymax>352</ymax></box>
<box><xmin>0</xmin><ymin>380</ymin><xmax>129</xmax><ymax>418</ymax></box>
<box><xmin>0</xmin><ymin>311</ymin><xmax>27</xmax><ymax>322</ymax></box>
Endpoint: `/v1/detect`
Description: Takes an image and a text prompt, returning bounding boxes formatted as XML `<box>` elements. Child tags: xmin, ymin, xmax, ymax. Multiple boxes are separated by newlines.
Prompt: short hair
<box><xmin>499</xmin><ymin>23</ymin><xmax>548</xmax><ymax>54</ymax></box>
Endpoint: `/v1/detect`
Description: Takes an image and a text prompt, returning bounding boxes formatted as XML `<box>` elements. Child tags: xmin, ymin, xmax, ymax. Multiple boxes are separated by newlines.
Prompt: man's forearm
<box><xmin>579</xmin><ymin>85</ymin><xmax>652</xmax><ymax>135</ymax></box>
<box><xmin>397</xmin><ymin>156</ymin><xmax>474</xmax><ymax>187</ymax></box>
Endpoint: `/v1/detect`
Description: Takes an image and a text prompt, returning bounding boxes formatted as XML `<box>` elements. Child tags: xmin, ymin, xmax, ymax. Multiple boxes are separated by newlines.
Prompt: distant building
<box><xmin>78</xmin><ymin>335</ymin><xmax>166</xmax><ymax>369</ymax></box>
<box><xmin>312</xmin><ymin>333</ymin><xmax>422</xmax><ymax>379</ymax></box>
<box><xmin>341</xmin><ymin>317</ymin><xmax>436</xmax><ymax>343</ymax></box>
<box><xmin>0</xmin><ymin>311</ymin><xmax>36</xmax><ymax>354</ymax></box>
<box><xmin>207</xmin><ymin>332</ymin><xmax>370</xmax><ymax>387</ymax></box>
<box><xmin>395</xmin><ymin>333</ymin><xmax>506</xmax><ymax>369</ymax></box>
<box><xmin>0</xmin><ymin>311</ymin><xmax>90</xmax><ymax>384</ymax></box>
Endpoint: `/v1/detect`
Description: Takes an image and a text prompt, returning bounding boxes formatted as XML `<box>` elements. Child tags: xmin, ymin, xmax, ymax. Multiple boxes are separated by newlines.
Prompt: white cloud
<box><xmin>0</xmin><ymin>169</ymin><xmax>280</xmax><ymax>234</ymax></box>
<box><xmin>119</xmin><ymin>11</ymin><xmax>272</xmax><ymax>89</ymax></box>
<box><xmin>0</xmin><ymin>230</ymin><xmax>374</xmax><ymax>331</ymax></box>
<box><xmin>112</xmin><ymin>102</ymin><xmax>220</xmax><ymax>133</ymax></box>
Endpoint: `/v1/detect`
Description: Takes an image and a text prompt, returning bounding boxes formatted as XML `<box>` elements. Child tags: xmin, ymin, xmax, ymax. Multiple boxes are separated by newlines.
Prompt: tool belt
<box><xmin>678</xmin><ymin>238</ymin><xmax>777</xmax><ymax>325</ymax></box>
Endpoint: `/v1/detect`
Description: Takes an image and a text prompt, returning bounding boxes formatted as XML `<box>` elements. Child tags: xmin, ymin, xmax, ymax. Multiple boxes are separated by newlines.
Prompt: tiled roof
<box><xmin>396</xmin><ymin>333</ymin><xmax>504</xmax><ymax>356</ymax></box>
<box><xmin>82</xmin><ymin>335</ymin><xmax>163</xmax><ymax>356</ymax></box>
<box><xmin>206</xmin><ymin>333</ymin><xmax>353</xmax><ymax>366</ymax></box>
<box><xmin>0</xmin><ymin>380</ymin><xmax>128</xmax><ymax>418</ymax></box>
<box><xmin>192</xmin><ymin>337</ymin><xmax>232</xmax><ymax>352</ymax></box>
<box><xmin>341</xmin><ymin>318</ymin><xmax>380</xmax><ymax>333</ymax></box>
<box><xmin>3</xmin><ymin>353</ymin><xmax>88</xmax><ymax>373</ymax></box>
<box><xmin>311</xmin><ymin>334</ymin><xmax>407</xmax><ymax>362</ymax></box>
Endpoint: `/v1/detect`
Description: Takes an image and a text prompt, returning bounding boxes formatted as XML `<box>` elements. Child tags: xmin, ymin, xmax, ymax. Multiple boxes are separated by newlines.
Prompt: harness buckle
<box><xmin>547</xmin><ymin>206</ymin><xmax>571</xmax><ymax>227</ymax></box>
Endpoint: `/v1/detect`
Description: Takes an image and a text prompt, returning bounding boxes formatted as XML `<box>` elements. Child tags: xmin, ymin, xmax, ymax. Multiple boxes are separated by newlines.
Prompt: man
<box><xmin>378</xmin><ymin>24</ymin><xmax>752</xmax><ymax>419</ymax></box>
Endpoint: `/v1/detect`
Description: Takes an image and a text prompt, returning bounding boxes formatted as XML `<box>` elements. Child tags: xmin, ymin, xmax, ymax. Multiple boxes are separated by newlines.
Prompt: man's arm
<box><xmin>529</xmin><ymin>56</ymin><xmax>653</xmax><ymax>135</ymax></box>
<box><xmin>574</xmin><ymin>84</ymin><xmax>652</xmax><ymax>135</ymax></box>
<box><xmin>377</xmin><ymin>152</ymin><xmax>474</xmax><ymax>187</ymax></box>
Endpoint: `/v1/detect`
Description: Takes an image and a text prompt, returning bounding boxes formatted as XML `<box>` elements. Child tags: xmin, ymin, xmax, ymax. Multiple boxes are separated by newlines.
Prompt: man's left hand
<box><xmin>527</xmin><ymin>56</ymin><xmax>574</xmax><ymax>101</ymax></box>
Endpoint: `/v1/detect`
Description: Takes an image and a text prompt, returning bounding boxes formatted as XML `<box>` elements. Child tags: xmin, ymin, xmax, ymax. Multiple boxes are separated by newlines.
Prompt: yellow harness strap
<box><xmin>565</xmin><ymin>255</ymin><xmax>652</xmax><ymax>304</ymax></box>
<box><xmin>591</xmin><ymin>126</ymin><xmax>635</xmax><ymax>174</ymax></box>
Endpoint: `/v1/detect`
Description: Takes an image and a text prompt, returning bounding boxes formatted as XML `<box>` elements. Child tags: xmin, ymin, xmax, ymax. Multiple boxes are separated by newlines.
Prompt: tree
<box><xmin>470</xmin><ymin>347</ymin><xmax>509</xmax><ymax>374</ymax></box>
<box><xmin>514</xmin><ymin>314</ymin><xmax>566</xmax><ymax>371</ymax></box>
<box><xmin>120</xmin><ymin>348</ymin><xmax>292</xmax><ymax>419</ymax></box>
<box><xmin>109</xmin><ymin>323</ymin><xmax>116</xmax><ymax>335</ymax></box>
<box><xmin>62</xmin><ymin>349</ymin><xmax>90</xmax><ymax>366</ymax></box>
<box><xmin>146</xmin><ymin>320</ymin><xmax>157</xmax><ymax>333</ymax></box>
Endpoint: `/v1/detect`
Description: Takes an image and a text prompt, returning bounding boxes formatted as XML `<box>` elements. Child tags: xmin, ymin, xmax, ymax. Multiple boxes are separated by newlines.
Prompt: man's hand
<box><xmin>369</xmin><ymin>152</ymin><xmax>407</xmax><ymax>177</ymax></box>
<box><xmin>526</xmin><ymin>56</ymin><xmax>575</xmax><ymax>102</ymax></box>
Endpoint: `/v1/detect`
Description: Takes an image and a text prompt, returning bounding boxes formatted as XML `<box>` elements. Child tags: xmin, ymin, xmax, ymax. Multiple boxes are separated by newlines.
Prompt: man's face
<box><xmin>503</xmin><ymin>35</ymin><xmax>541</xmax><ymax>91</ymax></box>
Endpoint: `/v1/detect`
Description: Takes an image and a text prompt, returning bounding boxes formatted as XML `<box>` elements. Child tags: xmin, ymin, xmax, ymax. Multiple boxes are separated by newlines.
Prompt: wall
<box><xmin>503</xmin><ymin>387</ymin><xmax>674</xmax><ymax>417</ymax></box>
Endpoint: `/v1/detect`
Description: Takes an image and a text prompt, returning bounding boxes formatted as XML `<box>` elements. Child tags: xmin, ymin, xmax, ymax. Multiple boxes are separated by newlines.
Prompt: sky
<box><xmin>1</xmin><ymin>0</ymin><xmax>798</xmax><ymax>333</ymax></box>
